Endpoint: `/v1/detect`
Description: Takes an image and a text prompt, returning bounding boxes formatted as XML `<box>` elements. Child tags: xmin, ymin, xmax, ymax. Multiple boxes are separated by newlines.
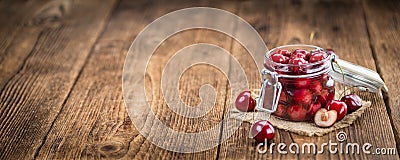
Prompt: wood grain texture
<box><xmin>134</xmin><ymin>1</ymin><xmax>239</xmax><ymax>159</ymax></box>
<box><xmin>0</xmin><ymin>0</ymin><xmax>117</xmax><ymax>159</ymax></box>
<box><xmin>0</xmin><ymin>0</ymin><xmax>52</xmax><ymax>83</ymax></box>
<box><xmin>363</xmin><ymin>0</ymin><xmax>400</xmax><ymax>151</ymax></box>
<box><xmin>217</xmin><ymin>0</ymin><xmax>398</xmax><ymax>159</ymax></box>
<box><xmin>34</xmin><ymin>0</ymin><xmax>240</xmax><ymax>159</ymax></box>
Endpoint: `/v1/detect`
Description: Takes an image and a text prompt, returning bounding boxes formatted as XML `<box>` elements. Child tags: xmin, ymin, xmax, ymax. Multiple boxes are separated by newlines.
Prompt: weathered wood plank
<box><xmin>35</xmin><ymin>0</ymin><xmax>240</xmax><ymax>159</ymax></box>
<box><xmin>0</xmin><ymin>0</ymin><xmax>117</xmax><ymax>159</ymax></box>
<box><xmin>133</xmin><ymin>2</ymin><xmax>240</xmax><ymax>159</ymax></box>
<box><xmin>0</xmin><ymin>0</ymin><xmax>46</xmax><ymax>52</ymax></box>
<box><xmin>0</xmin><ymin>0</ymin><xmax>52</xmax><ymax>82</ymax></box>
<box><xmin>363</xmin><ymin>0</ymin><xmax>400</xmax><ymax>151</ymax></box>
<box><xmin>218</xmin><ymin>0</ymin><xmax>398</xmax><ymax>159</ymax></box>
<box><xmin>34</xmin><ymin>0</ymin><xmax>156</xmax><ymax>158</ymax></box>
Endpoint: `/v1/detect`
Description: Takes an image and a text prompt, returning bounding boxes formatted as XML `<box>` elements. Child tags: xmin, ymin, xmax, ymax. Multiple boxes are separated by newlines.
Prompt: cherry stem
<box><xmin>250</xmin><ymin>91</ymin><xmax>260</xmax><ymax>100</ymax></box>
<box><xmin>338</xmin><ymin>85</ymin><xmax>368</xmax><ymax>98</ymax></box>
<box><xmin>334</xmin><ymin>60</ymin><xmax>346</xmax><ymax>98</ymax></box>
<box><xmin>309</xmin><ymin>31</ymin><xmax>315</xmax><ymax>42</ymax></box>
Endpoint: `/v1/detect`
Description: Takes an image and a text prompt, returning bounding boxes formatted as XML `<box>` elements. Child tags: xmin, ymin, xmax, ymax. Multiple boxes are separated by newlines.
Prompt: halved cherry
<box><xmin>250</xmin><ymin>120</ymin><xmax>275</xmax><ymax>143</ymax></box>
<box><xmin>314</xmin><ymin>108</ymin><xmax>337</xmax><ymax>127</ymax></box>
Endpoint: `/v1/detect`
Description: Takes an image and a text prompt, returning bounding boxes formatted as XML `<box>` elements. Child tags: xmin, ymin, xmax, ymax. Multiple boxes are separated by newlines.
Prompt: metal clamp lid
<box><xmin>330</xmin><ymin>54</ymin><xmax>388</xmax><ymax>93</ymax></box>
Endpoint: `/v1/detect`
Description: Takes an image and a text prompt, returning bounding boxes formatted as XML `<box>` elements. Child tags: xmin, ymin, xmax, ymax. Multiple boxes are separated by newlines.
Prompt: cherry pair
<box><xmin>314</xmin><ymin>94</ymin><xmax>363</xmax><ymax>127</ymax></box>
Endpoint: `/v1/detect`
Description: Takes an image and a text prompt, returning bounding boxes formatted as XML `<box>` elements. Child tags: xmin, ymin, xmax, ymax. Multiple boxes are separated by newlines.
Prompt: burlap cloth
<box><xmin>230</xmin><ymin>101</ymin><xmax>371</xmax><ymax>137</ymax></box>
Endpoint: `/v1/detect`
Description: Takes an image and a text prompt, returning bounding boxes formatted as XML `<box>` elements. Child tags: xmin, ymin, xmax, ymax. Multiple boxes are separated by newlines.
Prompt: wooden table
<box><xmin>1</xmin><ymin>0</ymin><xmax>399</xmax><ymax>159</ymax></box>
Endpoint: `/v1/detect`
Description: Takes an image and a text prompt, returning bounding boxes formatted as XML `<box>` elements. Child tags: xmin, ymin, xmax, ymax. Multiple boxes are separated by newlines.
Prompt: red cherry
<box><xmin>326</xmin><ymin>91</ymin><xmax>335</xmax><ymax>103</ymax></box>
<box><xmin>340</xmin><ymin>94</ymin><xmax>363</xmax><ymax>113</ymax></box>
<box><xmin>320</xmin><ymin>89</ymin><xmax>329</xmax><ymax>98</ymax></box>
<box><xmin>289</xmin><ymin>57</ymin><xmax>307</xmax><ymax>65</ymax></box>
<box><xmin>306</xmin><ymin>50</ymin><xmax>318</xmax><ymax>60</ymax></box>
<box><xmin>292</xmin><ymin>89</ymin><xmax>312</xmax><ymax>105</ymax></box>
<box><xmin>276</xmin><ymin>49</ymin><xmax>291</xmax><ymax>57</ymax></box>
<box><xmin>316</xmin><ymin>95</ymin><xmax>327</xmax><ymax>107</ymax></box>
<box><xmin>235</xmin><ymin>91</ymin><xmax>256</xmax><ymax>112</ymax></box>
<box><xmin>271</xmin><ymin>53</ymin><xmax>289</xmax><ymax>64</ymax></box>
<box><xmin>310</xmin><ymin>81</ymin><xmax>323</xmax><ymax>94</ymax></box>
<box><xmin>327</xmin><ymin>100</ymin><xmax>347</xmax><ymax>121</ymax></box>
<box><xmin>294</xmin><ymin>78</ymin><xmax>311</xmax><ymax>89</ymax></box>
<box><xmin>292</xmin><ymin>49</ymin><xmax>308</xmax><ymax>58</ymax></box>
<box><xmin>308</xmin><ymin>102</ymin><xmax>322</xmax><ymax>117</ymax></box>
<box><xmin>250</xmin><ymin>120</ymin><xmax>275</xmax><ymax>143</ymax></box>
<box><xmin>279</xmin><ymin>91</ymin><xmax>288</xmax><ymax>102</ymax></box>
<box><xmin>309</xmin><ymin>53</ymin><xmax>326</xmax><ymax>63</ymax></box>
<box><xmin>290</xmin><ymin>53</ymin><xmax>307</xmax><ymax>59</ymax></box>
<box><xmin>320</xmin><ymin>89</ymin><xmax>335</xmax><ymax>105</ymax></box>
<box><xmin>287</xmin><ymin>105</ymin><xmax>307</xmax><ymax>121</ymax></box>
<box><xmin>289</xmin><ymin>58</ymin><xmax>307</xmax><ymax>73</ymax></box>
<box><xmin>273</xmin><ymin>103</ymin><xmax>287</xmax><ymax>117</ymax></box>
<box><xmin>271</xmin><ymin>50</ymin><xmax>280</xmax><ymax>55</ymax></box>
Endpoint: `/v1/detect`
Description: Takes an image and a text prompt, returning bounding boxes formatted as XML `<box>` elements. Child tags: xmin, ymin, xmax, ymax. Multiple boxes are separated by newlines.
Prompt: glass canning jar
<box><xmin>256</xmin><ymin>44</ymin><xmax>388</xmax><ymax>122</ymax></box>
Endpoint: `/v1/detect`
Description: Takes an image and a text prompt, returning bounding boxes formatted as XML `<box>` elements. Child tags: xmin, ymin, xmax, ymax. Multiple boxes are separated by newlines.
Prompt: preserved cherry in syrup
<box><xmin>265</xmin><ymin>47</ymin><xmax>335</xmax><ymax>121</ymax></box>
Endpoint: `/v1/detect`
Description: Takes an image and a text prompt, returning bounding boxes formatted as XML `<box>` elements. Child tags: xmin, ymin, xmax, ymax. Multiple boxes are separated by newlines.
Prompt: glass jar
<box><xmin>256</xmin><ymin>44</ymin><xmax>388</xmax><ymax>122</ymax></box>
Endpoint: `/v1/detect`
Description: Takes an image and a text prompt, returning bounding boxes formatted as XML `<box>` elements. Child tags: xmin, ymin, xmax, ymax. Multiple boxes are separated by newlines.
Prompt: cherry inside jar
<box><xmin>264</xmin><ymin>45</ymin><xmax>335</xmax><ymax>122</ymax></box>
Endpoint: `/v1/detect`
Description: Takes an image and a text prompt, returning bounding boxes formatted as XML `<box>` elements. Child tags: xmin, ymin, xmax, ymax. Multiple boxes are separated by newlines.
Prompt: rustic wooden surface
<box><xmin>0</xmin><ymin>0</ymin><xmax>399</xmax><ymax>159</ymax></box>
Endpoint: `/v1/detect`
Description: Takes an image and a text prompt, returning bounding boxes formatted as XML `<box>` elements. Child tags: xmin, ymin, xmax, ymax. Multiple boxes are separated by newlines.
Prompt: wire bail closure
<box><xmin>256</xmin><ymin>68</ymin><xmax>282</xmax><ymax>113</ymax></box>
